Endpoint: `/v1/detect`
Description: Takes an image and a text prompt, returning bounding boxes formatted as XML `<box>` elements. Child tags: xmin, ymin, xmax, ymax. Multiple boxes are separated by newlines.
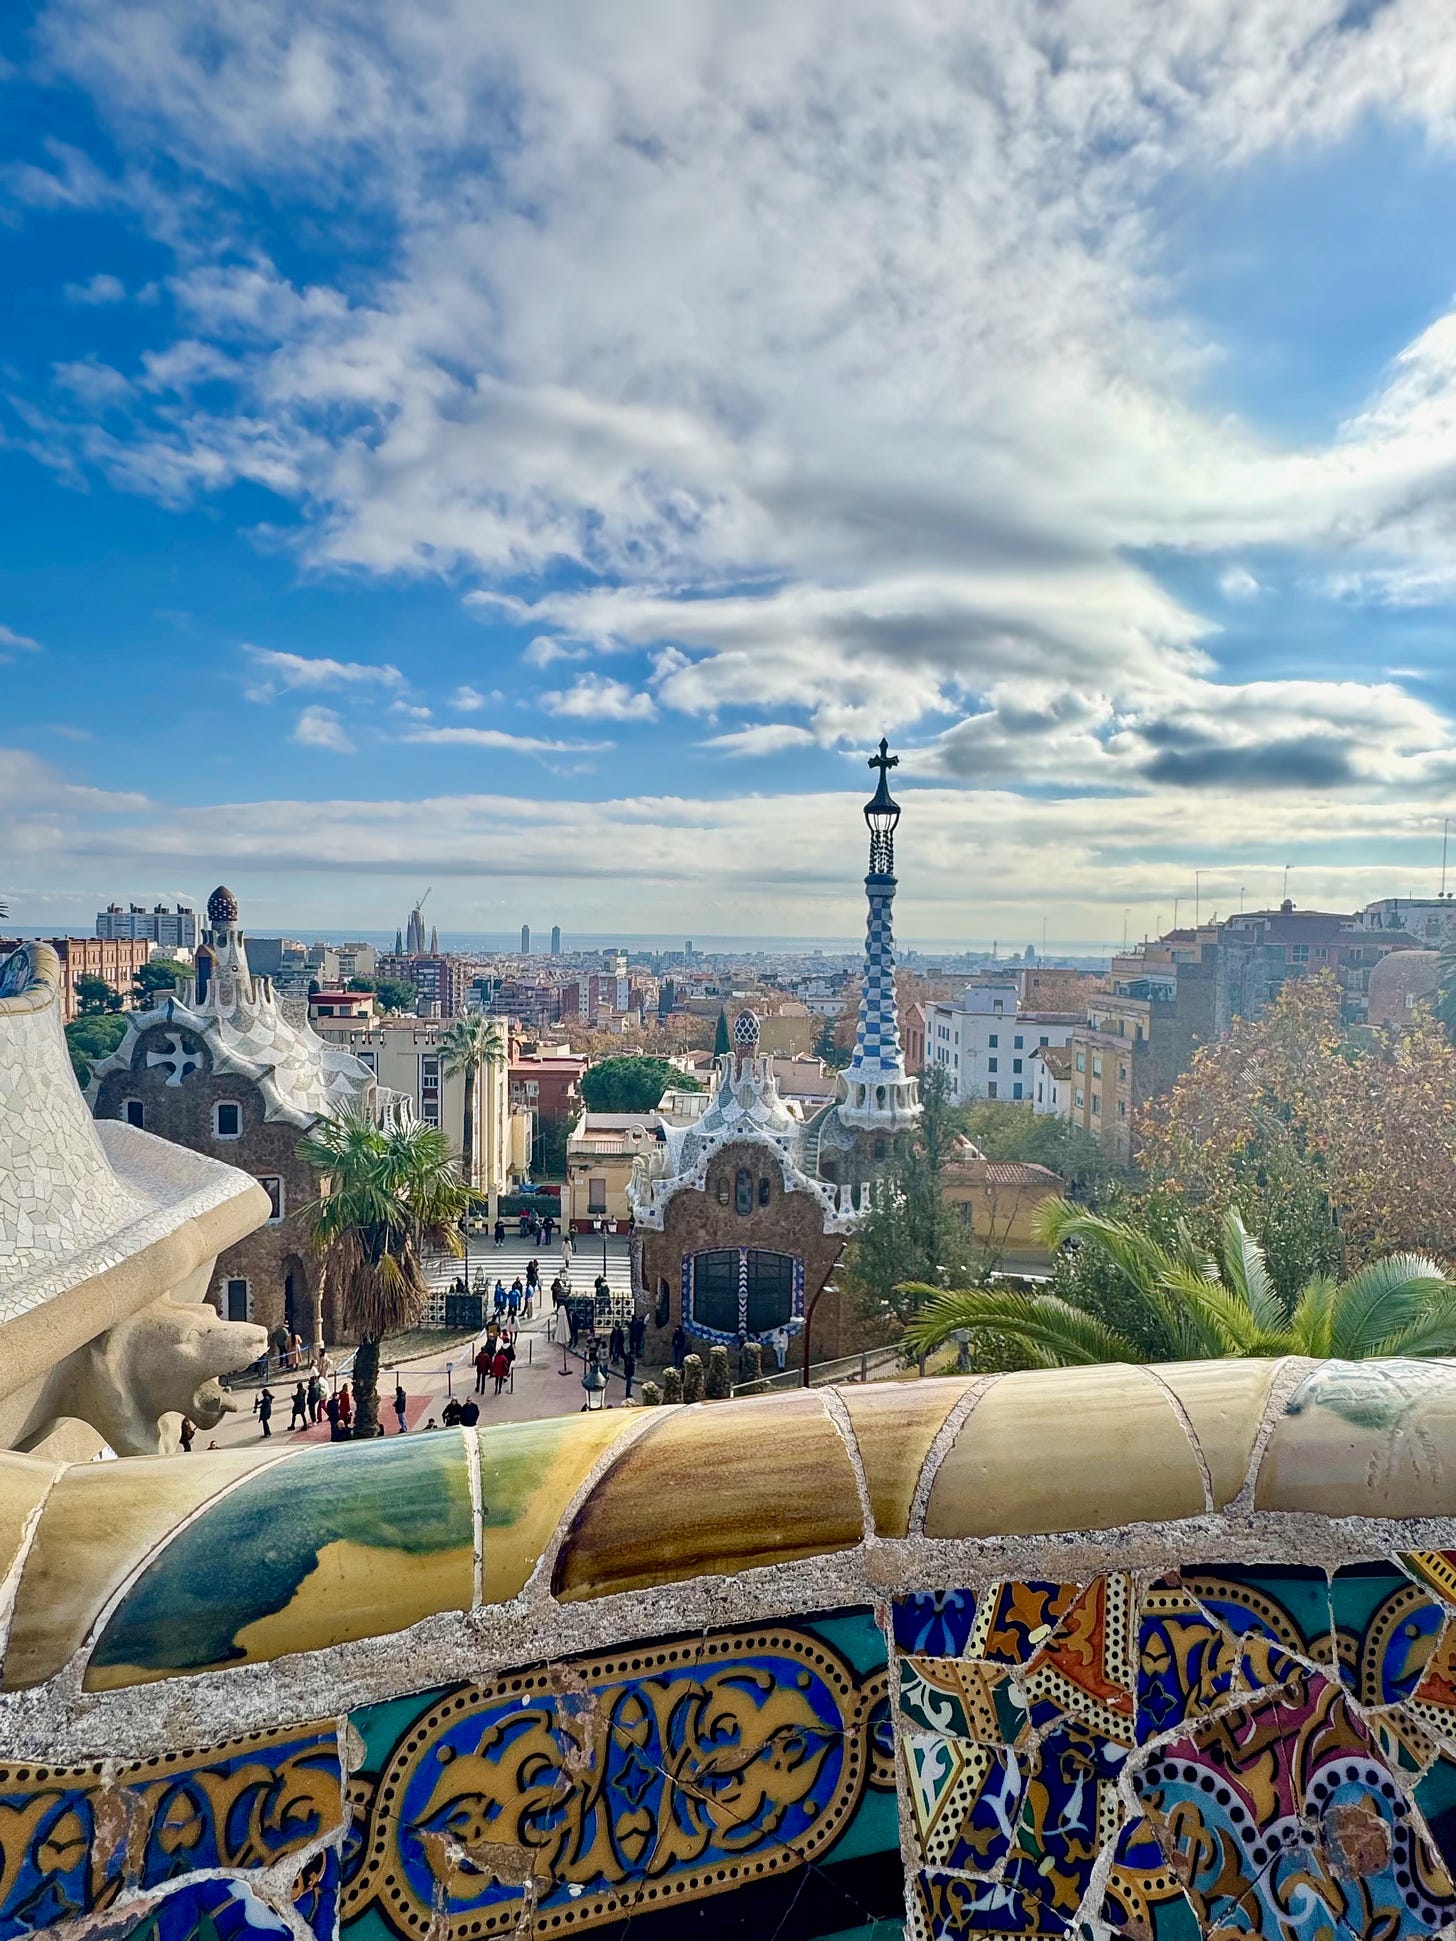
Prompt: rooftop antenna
<box><xmin>1239</xmin><ymin>885</ymin><xmax>1246</xmax><ymax>913</ymax></box>
<box><xmin>1194</xmin><ymin>869</ymin><xmax>1206</xmax><ymax>926</ymax></box>
<box><xmin>1282</xmin><ymin>863</ymin><xmax>1290</xmax><ymax>903</ymax></box>
<box><xmin>1122</xmin><ymin>909</ymin><xmax>1130</xmax><ymax>950</ymax></box>
<box><xmin>1173</xmin><ymin>896</ymin><xmax>1180</xmax><ymax>931</ymax></box>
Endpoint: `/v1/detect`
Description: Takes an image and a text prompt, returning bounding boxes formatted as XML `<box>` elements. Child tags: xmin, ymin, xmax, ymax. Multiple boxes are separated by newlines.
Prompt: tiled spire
<box><xmin>842</xmin><ymin>741</ymin><xmax>920</xmax><ymax>1130</ymax></box>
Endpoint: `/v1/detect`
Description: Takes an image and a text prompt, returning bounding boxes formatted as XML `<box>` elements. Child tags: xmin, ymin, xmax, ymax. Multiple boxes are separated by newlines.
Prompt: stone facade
<box><xmin>92</xmin><ymin>1040</ymin><xmax>325</xmax><ymax>1341</ymax></box>
<box><xmin>86</xmin><ymin>888</ymin><xmax>407</xmax><ymax>1348</ymax></box>
<box><xmin>638</xmin><ymin>1133</ymin><xmax>850</xmax><ymax>1367</ymax></box>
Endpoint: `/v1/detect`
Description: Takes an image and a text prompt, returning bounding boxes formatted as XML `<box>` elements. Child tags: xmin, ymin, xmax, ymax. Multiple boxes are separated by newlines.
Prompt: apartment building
<box><xmin>375</xmin><ymin>952</ymin><xmax>473</xmax><ymax>1018</ymax></box>
<box><xmin>926</xmin><ymin>980</ymin><xmax>1077</xmax><ymax>1103</ymax></box>
<box><xmin>46</xmin><ymin>937</ymin><xmax>155</xmax><ymax>1021</ymax></box>
<box><xmin>312</xmin><ymin>1015</ymin><xmax>529</xmax><ymax>1205</ymax></box>
<box><xmin>95</xmin><ymin>902</ymin><xmax>197</xmax><ymax>951</ymax></box>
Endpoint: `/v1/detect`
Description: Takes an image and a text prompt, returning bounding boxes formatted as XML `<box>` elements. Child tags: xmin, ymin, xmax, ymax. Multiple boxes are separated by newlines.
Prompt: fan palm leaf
<box><xmin>1327</xmin><ymin>1254</ymin><xmax>1450</xmax><ymax>1360</ymax></box>
<box><xmin>1216</xmin><ymin>1208</ymin><xmax>1285</xmax><ymax>1332</ymax></box>
<box><xmin>903</xmin><ymin>1285</ymin><xmax>1141</xmax><ymax>1365</ymax></box>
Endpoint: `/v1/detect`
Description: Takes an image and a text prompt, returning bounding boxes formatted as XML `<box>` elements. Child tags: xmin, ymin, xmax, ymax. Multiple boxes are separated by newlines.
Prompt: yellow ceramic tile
<box><xmin>84</xmin><ymin>1433</ymin><xmax>475</xmax><ymax>1689</ymax></box>
<box><xmin>476</xmin><ymin>1411</ymin><xmax>641</xmax><ymax>1603</ymax></box>
<box><xmin>1154</xmin><ymin>1359</ymin><xmax>1280</xmax><ymax>1508</ymax></box>
<box><xmin>5</xmin><ymin>1443</ymin><xmax>290</xmax><ymax>1690</ymax></box>
<box><xmin>0</xmin><ymin>1452</ymin><xmax>58</xmax><ymax>1605</ymax></box>
<box><xmin>923</xmin><ymin>1364</ymin><xmax>1205</xmax><ymax>1538</ymax></box>
<box><xmin>839</xmin><ymin>1379</ymin><xmax>966</xmax><ymax>1536</ymax></box>
<box><xmin>553</xmin><ymin>1392</ymin><xmax>863</xmax><ymax>1600</ymax></box>
<box><xmin>1254</xmin><ymin>1361</ymin><xmax>1456</xmax><ymax>1517</ymax></box>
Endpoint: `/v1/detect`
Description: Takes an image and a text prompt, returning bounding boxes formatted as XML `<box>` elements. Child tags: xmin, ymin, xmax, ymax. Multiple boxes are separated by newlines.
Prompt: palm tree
<box><xmin>439</xmin><ymin>1014</ymin><xmax>507</xmax><ymax>1199</ymax></box>
<box><xmin>903</xmin><ymin>1198</ymin><xmax>1456</xmax><ymax>1367</ymax></box>
<box><xmin>299</xmin><ymin>1113</ymin><xmax>472</xmax><ymax>1434</ymax></box>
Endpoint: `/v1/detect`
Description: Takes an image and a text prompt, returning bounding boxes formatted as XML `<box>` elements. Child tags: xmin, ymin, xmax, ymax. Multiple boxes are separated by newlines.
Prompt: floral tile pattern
<box><xmin>894</xmin><ymin>1569</ymin><xmax>1456</xmax><ymax>1941</ymax></box>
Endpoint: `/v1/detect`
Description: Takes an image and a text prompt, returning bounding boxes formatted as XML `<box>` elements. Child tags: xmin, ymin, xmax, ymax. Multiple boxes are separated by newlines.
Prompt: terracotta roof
<box><xmin>1037</xmin><ymin>1046</ymin><xmax>1075</xmax><ymax>1079</ymax></box>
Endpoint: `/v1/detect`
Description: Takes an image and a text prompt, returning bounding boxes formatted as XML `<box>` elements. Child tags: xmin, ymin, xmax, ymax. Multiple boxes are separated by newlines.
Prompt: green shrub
<box><xmin>681</xmin><ymin>1353</ymin><xmax>704</xmax><ymax>1404</ymax></box>
<box><xmin>705</xmin><ymin>1344</ymin><xmax>730</xmax><ymax>1400</ymax></box>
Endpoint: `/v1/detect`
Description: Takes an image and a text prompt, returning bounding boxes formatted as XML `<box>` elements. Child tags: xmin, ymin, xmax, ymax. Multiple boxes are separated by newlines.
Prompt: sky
<box><xmin>5</xmin><ymin>1</ymin><xmax>1456</xmax><ymax>947</ymax></box>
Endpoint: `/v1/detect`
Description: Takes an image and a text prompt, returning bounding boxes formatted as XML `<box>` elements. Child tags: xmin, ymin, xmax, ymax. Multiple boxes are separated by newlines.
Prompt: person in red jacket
<box><xmin>491</xmin><ymin>1345</ymin><xmax>510</xmax><ymax>1395</ymax></box>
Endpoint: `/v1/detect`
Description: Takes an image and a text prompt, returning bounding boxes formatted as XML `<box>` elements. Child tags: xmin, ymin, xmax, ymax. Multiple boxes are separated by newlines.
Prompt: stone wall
<box><xmin>5</xmin><ymin>1359</ymin><xmax>1456</xmax><ymax>1941</ymax></box>
<box><xmin>94</xmin><ymin>1028</ymin><xmax>322</xmax><ymax>1341</ymax></box>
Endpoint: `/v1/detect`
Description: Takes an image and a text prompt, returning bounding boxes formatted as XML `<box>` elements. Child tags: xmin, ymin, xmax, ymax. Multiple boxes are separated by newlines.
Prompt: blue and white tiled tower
<box><xmin>840</xmin><ymin>740</ymin><xmax>921</xmax><ymax>1132</ymax></box>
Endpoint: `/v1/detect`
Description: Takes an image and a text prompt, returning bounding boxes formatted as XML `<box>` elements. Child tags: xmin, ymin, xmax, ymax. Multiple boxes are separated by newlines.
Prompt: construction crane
<box><xmin>415</xmin><ymin>886</ymin><xmax>432</xmax><ymax>916</ymax></box>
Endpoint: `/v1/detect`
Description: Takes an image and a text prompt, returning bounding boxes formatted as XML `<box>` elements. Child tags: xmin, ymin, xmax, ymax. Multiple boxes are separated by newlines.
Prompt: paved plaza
<box><xmin>205</xmin><ymin>1235</ymin><xmax>648</xmax><ymax>1449</ymax></box>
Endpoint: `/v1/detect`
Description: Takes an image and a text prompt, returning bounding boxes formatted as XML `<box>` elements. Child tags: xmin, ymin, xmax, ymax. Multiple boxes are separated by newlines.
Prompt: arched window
<box><xmin>758</xmin><ymin>1176</ymin><xmax>771</xmax><ymax>1207</ymax></box>
<box><xmin>734</xmin><ymin>1167</ymin><xmax>753</xmax><ymax>1216</ymax></box>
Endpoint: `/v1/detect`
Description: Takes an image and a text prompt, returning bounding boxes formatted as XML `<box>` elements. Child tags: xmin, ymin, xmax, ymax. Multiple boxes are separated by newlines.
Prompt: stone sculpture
<box><xmin>0</xmin><ymin>940</ymin><xmax>269</xmax><ymax>1455</ymax></box>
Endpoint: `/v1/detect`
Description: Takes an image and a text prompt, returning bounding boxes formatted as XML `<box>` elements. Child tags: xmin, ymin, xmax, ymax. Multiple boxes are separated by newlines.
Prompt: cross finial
<box><xmin>869</xmin><ymin>737</ymin><xmax>898</xmax><ymax>781</ymax></box>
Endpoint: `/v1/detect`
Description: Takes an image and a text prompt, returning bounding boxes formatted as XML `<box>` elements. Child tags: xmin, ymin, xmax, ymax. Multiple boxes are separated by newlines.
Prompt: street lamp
<box><xmin>581</xmin><ymin>1361</ymin><xmax>607</xmax><ymax>1412</ymax></box>
<box><xmin>594</xmin><ymin>1216</ymin><xmax>608</xmax><ymax>1277</ymax></box>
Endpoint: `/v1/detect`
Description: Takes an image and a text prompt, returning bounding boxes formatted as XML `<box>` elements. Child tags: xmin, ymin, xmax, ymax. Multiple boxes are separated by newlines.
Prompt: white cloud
<box><xmin>7</xmin><ymin>741</ymin><xmax>1456</xmax><ymax>941</ymax></box>
<box><xmin>0</xmin><ymin>625</ymin><xmax>42</xmax><ymax>660</ymax></box>
<box><xmin>388</xmin><ymin>699</ymin><xmax>432</xmax><ymax>719</ymax></box>
<box><xmin>22</xmin><ymin>0</ymin><xmax>1456</xmax><ymax>819</ymax></box>
<box><xmin>292</xmin><ymin>705</ymin><xmax>355</xmax><ymax>752</ymax></box>
<box><xmin>404</xmin><ymin>726</ymin><xmax>611</xmax><ymax>756</ymax></box>
<box><xmin>545</xmin><ymin>674</ymin><xmax>656</xmax><ymax>722</ymax></box>
<box><xmin>700</xmin><ymin>724</ymin><xmax>816</xmax><ymax>757</ymax></box>
<box><xmin>451</xmin><ymin>685</ymin><xmax>486</xmax><ymax>711</ymax></box>
<box><xmin>243</xmin><ymin>644</ymin><xmax>403</xmax><ymax>701</ymax></box>
<box><xmin>63</xmin><ymin>271</ymin><xmax>125</xmax><ymax>304</ymax></box>
<box><xmin>1219</xmin><ymin>565</ymin><xmax>1260</xmax><ymax>600</ymax></box>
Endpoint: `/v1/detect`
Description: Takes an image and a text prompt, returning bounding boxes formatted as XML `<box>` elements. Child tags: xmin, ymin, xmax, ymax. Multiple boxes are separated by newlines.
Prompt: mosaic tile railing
<box><xmin>6</xmin><ymin>1359</ymin><xmax>1456</xmax><ymax>1941</ymax></box>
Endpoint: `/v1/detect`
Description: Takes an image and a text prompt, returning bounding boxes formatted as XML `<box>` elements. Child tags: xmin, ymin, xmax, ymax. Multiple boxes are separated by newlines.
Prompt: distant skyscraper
<box><xmin>405</xmin><ymin>893</ymin><xmax>430</xmax><ymax>956</ymax></box>
<box><xmin>394</xmin><ymin>927</ymin><xmax>404</xmax><ymax>954</ymax></box>
<box><xmin>520</xmin><ymin>924</ymin><xmax>531</xmax><ymax>955</ymax></box>
<box><xmin>551</xmin><ymin>925</ymin><xmax>562</xmax><ymax>955</ymax></box>
<box><xmin>429</xmin><ymin>923</ymin><xmax>438</xmax><ymax>954</ymax></box>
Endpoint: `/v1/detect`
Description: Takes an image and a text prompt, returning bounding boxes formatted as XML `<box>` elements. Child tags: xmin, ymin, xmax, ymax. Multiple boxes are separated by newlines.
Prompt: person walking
<box><xmin>393</xmin><ymin>1381</ymin><xmax>408</xmax><ymax>1434</ymax></box>
<box><xmin>608</xmin><ymin>1320</ymin><xmax>625</xmax><ymax>1365</ymax></box>
<box><xmin>671</xmin><ymin>1324</ymin><xmax>687</xmax><ymax>1367</ymax></box>
<box><xmin>459</xmin><ymin>1396</ymin><xmax>480</xmax><ymax>1427</ymax></box>
<box><xmin>494</xmin><ymin>1216</ymin><xmax>505</xmax><ymax>1247</ymax></box>
<box><xmin>307</xmin><ymin>1372</ymin><xmax>323</xmax><ymax>1422</ymax></box>
<box><xmin>492</xmin><ymin>1342</ymin><xmax>511</xmax><ymax>1394</ymax></box>
<box><xmin>622</xmin><ymin>1351</ymin><xmax>636</xmax><ymax>1403</ymax></box>
<box><xmin>337</xmin><ymin>1382</ymin><xmax>353</xmax><ymax>1435</ymax></box>
<box><xmin>289</xmin><ymin>1382</ymin><xmax>308</xmax><ymax>1430</ymax></box>
<box><xmin>179</xmin><ymin>1416</ymin><xmax>195</xmax><ymax>1453</ymax></box>
<box><xmin>629</xmin><ymin>1312</ymin><xmax>646</xmax><ymax>1359</ymax></box>
<box><xmin>325</xmin><ymin>1391</ymin><xmax>341</xmax><ymax>1440</ymax></box>
<box><xmin>442</xmin><ymin>1396</ymin><xmax>462</xmax><ymax>1427</ymax></box>
<box><xmin>474</xmin><ymin>1343</ymin><xmax>491</xmax><ymax>1394</ymax></box>
<box><xmin>255</xmin><ymin>1386</ymin><xmax>274</xmax><ymax>1438</ymax></box>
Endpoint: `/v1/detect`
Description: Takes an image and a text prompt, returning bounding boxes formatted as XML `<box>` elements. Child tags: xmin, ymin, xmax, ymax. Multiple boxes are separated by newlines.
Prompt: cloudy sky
<box><xmin>5</xmin><ymin>0</ymin><xmax>1456</xmax><ymax>946</ymax></box>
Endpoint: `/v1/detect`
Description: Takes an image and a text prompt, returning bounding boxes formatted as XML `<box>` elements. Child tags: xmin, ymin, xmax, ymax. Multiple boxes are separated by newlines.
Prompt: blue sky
<box><xmin>5</xmin><ymin>1</ymin><xmax>1456</xmax><ymax>947</ymax></box>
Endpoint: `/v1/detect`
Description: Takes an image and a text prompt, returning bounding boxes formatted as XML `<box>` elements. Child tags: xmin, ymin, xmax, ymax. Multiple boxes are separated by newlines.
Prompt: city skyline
<box><xmin>7</xmin><ymin>6</ymin><xmax>1456</xmax><ymax>935</ymax></box>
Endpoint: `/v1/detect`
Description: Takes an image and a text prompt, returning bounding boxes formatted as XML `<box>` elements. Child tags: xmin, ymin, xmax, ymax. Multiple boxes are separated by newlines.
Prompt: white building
<box><xmin>96</xmin><ymin>903</ymin><xmax>197</xmax><ymax>951</ymax></box>
<box><xmin>1359</xmin><ymin>897</ymin><xmax>1456</xmax><ymax>947</ymax></box>
<box><xmin>1029</xmin><ymin>1044</ymin><xmax>1073</xmax><ymax>1117</ymax></box>
<box><xmin>927</xmin><ymin>981</ymin><xmax>1077</xmax><ymax>1104</ymax></box>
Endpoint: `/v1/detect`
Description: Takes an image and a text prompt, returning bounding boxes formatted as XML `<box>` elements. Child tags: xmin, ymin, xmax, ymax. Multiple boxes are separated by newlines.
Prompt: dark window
<box><xmin>215</xmin><ymin>1100</ymin><xmax>242</xmax><ymax>1139</ymax></box>
<box><xmin>1013</xmin><ymin>1082</ymin><xmax>1023</xmax><ymax>1100</ymax></box>
<box><xmin>873</xmin><ymin>1137</ymin><xmax>886</xmax><ymax>1161</ymax></box>
<box><xmin>1039</xmin><ymin>1036</ymin><xmax>1049</xmax><ymax>1047</ymax></box>
<box><xmin>988</xmin><ymin>1080</ymin><xmax>998</xmax><ymax>1099</ymax></box>
<box><xmin>988</xmin><ymin>1033</ymin><xmax>998</xmax><ymax>1048</ymax></box>
<box><xmin>1014</xmin><ymin>1035</ymin><xmax>1023</xmax><ymax>1049</ymax></box>
<box><xmin>745</xmin><ymin>1251</ymin><xmax>795</xmax><ymax>1331</ymax></box>
<box><xmin>122</xmin><ymin>1099</ymin><xmax>144</xmax><ymax>1129</ymax></box>
<box><xmin>259</xmin><ymin>1176</ymin><xmax>283</xmax><ymax>1222</ymax></box>
<box><xmin>225</xmin><ymin>1279</ymin><xmax>248</xmax><ymax>1321</ymax></box>
<box><xmin>588</xmin><ymin>1176</ymin><xmax>607</xmax><ymax>1213</ymax></box>
<box><xmin>987</xmin><ymin>1057</ymin><xmax>997</xmax><ymax>1073</ymax></box>
<box><xmin>735</xmin><ymin>1167</ymin><xmax>753</xmax><ymax>1216</ymax></box>
<box><xmin>758</xmin><ymin>1176</ymin><xmax>771</xmax><ymax>1207</ymax></box>
<box><xmin>1012</xmin><ymin>1058</ymin><xmax>1022</xmax><ymax>1073</ymax></box>
<box><xmin>692</xmin><ymin>1250</ymin><xmax>739</xmax><ymax>1333</ymax></box>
